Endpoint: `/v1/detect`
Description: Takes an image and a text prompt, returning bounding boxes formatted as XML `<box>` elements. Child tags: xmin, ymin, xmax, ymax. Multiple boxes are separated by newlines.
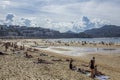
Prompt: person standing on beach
<box><xmin>69</xmin><ymin>58</ymin><xmax>73</xmax><ymax>70</ymax></box>
<box><xmin>2</xmin><ymin>42</ymin><xmax>9</xmax><ymax>51</ymax></box>
<box><xmin>89</xmin><ymin>57</ymin><xmax>95</xmax><ymax>78</ymax></box>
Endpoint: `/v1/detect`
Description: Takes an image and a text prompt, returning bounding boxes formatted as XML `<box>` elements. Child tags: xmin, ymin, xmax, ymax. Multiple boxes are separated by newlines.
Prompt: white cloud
<box><xmin>0</xmin><ymin>0</ymin><xmax>11</xmax><ymax>9</ymax></box>
<box><xmin>21</xmin><ymin>18</ymin><xmax>31</xmax><ymax>27</ymax></box>
<box><xmin>0</xmin><ymin>14</ymin><xmax>111</xmax><ymax>32</ymax></box>
<box><xmin>6</xmin><ymin>14</ymin><xmax>14</xmax><ymax>21</ymax></box>
<box><xmin>4</xmin><ymin>13</ymin><xmax>15</xmax><ymax>25</ymax></box>
<box><xmin>0</xmin><ymin>0</ymin><xmax>119</xmax><ymax>32</ymax></box>
<box><xmin>38</xmin><ymin>16</ymin><xmax>109</xmax><ymax>33</ymax></box>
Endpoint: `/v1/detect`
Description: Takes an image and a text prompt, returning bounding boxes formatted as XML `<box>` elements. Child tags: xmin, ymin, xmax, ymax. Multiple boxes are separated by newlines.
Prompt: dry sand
<box><xmin>0</xmin><ymin>39</ymin><xmax>120</xmax><ymax>80</ymax></box>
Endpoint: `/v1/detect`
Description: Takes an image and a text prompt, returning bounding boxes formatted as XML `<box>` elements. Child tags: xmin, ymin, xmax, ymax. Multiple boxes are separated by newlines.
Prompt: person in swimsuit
<box><xmin>89</xmin><ymin>57</ymin><xmax>95</xmax><ymax>78</ymax></box>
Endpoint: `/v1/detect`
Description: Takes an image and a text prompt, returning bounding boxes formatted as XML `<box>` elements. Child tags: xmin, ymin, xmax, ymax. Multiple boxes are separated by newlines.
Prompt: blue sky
<box><xmin>0</xmin><ymin>0</ymin><xmax>120</xmax><ymax>32</ymax></box>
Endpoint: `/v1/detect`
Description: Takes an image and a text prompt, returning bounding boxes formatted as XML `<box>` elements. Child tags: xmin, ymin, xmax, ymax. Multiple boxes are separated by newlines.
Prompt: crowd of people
<box><xmin>0</xmin><ymin>40</ymin><xmax>104</xmax><ymax>79</ymax></box>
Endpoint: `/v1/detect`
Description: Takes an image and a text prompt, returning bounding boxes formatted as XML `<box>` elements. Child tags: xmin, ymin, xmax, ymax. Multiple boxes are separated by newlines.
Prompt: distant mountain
<box><xmin>0</xmin><ymin>25</ymin><xmax>92</xmax><ymax>38</ymax></box>
<box><xmin>84</xmin><ymin>25</ymin><xmax>120</xmax><ymax>37</ymax></box>
<box><xmin>65</xmin><ymin>30</ymin><xmax>76</xmax><ymax>34</ymax></box>
<box><xmin>1</xmin><ymin>24</ymin><xmax>120</xmax><ymax>38</ymax></box>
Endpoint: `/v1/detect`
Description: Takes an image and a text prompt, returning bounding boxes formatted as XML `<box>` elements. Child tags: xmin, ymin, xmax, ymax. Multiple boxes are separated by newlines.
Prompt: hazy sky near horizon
<box><xmin>0</xmin><ymin>0</ymin><xmax>120</xmax><ymax>32</ymax></box>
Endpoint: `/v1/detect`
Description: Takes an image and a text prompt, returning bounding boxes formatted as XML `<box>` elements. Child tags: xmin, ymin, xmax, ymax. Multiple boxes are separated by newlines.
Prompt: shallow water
<box><xmin>47</xmin><ymin>38</ymin><xmax>120</xmax><ymax>44</ymax></box>
<box><xmin>34</xmin><ymin>46</ymin><xmax>120</xmax><ymax>56</ymax></box>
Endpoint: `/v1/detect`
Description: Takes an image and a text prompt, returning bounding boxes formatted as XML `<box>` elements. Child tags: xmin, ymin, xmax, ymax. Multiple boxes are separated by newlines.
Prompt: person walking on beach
<box><xmin>89</xmin><ymin>57</ymin><xmax>95</xmax><ymax>78</ymax></box>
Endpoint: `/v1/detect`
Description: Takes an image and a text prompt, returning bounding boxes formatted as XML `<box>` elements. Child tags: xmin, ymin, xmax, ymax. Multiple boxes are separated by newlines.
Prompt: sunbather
<box><xmin>24</xmin><ymin>52</ymin><xmax>33</xmax><ymax>58</ymax></box>
<box><xmin>94</xmin><ymin>65</ymin><xmax>105</xmax><ymax>76</ymax></box>
<box><xmin>38</xmin><ymin>58</ymin><xmax>44</xmax><ymax>63</ymax></box>
<box><xmin>37</xmin><ymin>58</ymin><xmax>53</xmax><ymax>64</ymax></box>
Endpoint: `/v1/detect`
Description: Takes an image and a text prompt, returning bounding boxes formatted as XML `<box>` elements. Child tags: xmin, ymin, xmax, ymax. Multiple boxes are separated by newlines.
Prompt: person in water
<box><xmin>89</xmin><ymin>57</ymin><xmax>95</xmax><ymax>78</ymax></box>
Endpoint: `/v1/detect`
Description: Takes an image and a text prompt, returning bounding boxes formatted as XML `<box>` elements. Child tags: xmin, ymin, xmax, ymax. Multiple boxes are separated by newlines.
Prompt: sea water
<box><xmin>48</xmin><ymin>37</ymin><xmax>120</xmax><ymax>44</ymax></box>
<box><xmin>35</xmin><ymin>46</ymin><xmax>120</xmax><ymax>56</ymax></box>
<box><xmin>34</xmin><ymin>38</ymin><xmax>120</xmax><ymax>56</ymax></box>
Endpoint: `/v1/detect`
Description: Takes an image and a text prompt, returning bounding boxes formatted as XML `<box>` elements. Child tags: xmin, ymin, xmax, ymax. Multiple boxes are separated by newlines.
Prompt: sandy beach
<box><xmin>0</xmin><ymin>39</ymin><xmax>120</xmax><ymax>80</ymax></box>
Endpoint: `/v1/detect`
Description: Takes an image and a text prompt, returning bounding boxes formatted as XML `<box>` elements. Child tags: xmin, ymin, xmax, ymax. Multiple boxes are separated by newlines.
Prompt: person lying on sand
<box><xmin>0</xmin><ymin>51</ymin><xmax>8</xmax><ymax>55</ymax></box>
<box><xmin>81</xmin><ymin>63</ymin><xmax>89</xmax><ymax>67</ymax></box>
<box><xmin>38</xmin><ymin>58</ymin><xmax>45</xmax><ymax>63</ymax></box>
<box><xmin>94</xmin><ymin>65</ymin><xmax>105</xmax><ymax>76</ymax></box>
<box><xmin>10</xmin><ymin>49</ymin><xmax>15</xmax><ymax>54</ymax></box>
<box><xmin>51</xmin><ymin>59</ymin><xmax>62</xmax><ymax>62</ymax></box>
<box><xmin>40</xmin><ymin>53</ymin><xmax>48</xmax><ymax>56</ymax></box>
<box><xmin>36</xmin><ymin>58</ymin><xmax>53</xmax><ymax>64</ymax></box>
<box><xmin>77</xmin><ymin>68</ymin><xmax>91</xmax><ymax>74</ymax></box>
<box><xmin>33</xmin><ymin>49</ymin><xmax>39</xmax><ymax>52</ymax></box>
<box><xmin>78</xmin><ymin>63</ymin><xmax>106</xmax><ymax>78</ymax></box>
<box><xmin>24</xmin><ymin>52</ymin><xmax>33</xmax><ymax>58</ymax></box>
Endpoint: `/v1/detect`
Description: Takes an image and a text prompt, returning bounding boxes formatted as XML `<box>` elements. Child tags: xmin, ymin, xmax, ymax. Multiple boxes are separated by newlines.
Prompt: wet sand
<box><xmin>0</xmin><ymin>39</ymin><xmax>120</xmax><ymax>80</ymax></box>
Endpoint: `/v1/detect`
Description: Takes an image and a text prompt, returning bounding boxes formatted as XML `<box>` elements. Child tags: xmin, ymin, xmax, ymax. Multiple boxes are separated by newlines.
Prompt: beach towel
<box><xmin>96</xmin><ymin>75</ymin><xmax>110</xmax><ymax>80</ymax></box>
<box><xmin>85</xmin><ymin>72</ymin><xmax>110</xmax><ymax>80</ymax></box>
<box><xmin>78</xmin><ymin>69</ymin><xmax>110</xmax><ymax>80</ymax></box>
